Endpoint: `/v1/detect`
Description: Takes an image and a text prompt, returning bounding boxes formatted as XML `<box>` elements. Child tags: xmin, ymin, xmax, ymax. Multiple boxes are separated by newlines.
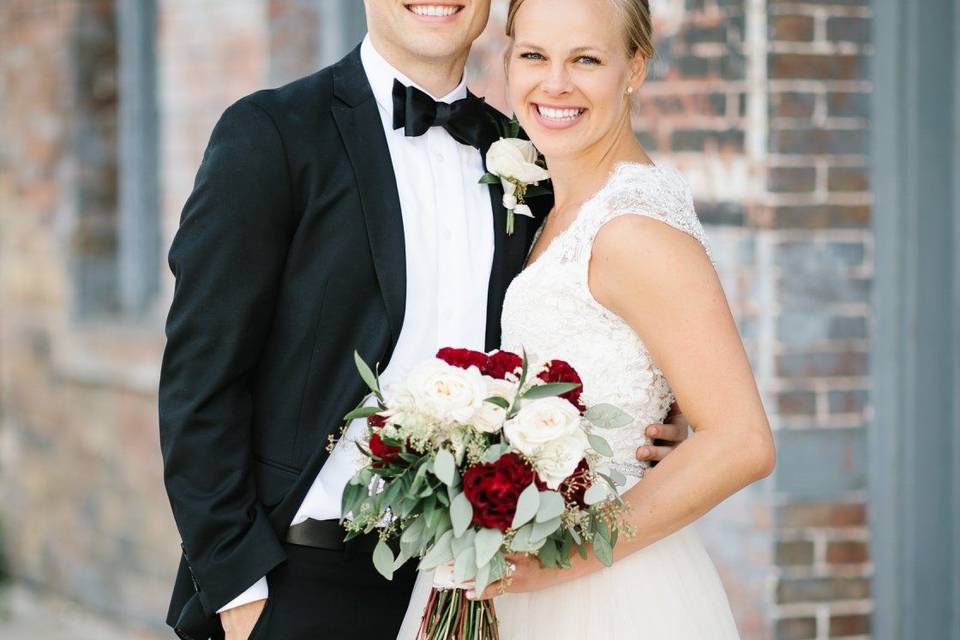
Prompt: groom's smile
<box><xmin>404</xmin><ymin>3</ymin><xmax>466</xmax><ymax>22</ymax></box>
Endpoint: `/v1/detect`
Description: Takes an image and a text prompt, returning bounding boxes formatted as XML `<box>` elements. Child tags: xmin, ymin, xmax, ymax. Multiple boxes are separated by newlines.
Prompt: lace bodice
<box><xmin>500</xmin><ymin>162</ymin><xmax>711</xmax><ymax>485</ymax></box>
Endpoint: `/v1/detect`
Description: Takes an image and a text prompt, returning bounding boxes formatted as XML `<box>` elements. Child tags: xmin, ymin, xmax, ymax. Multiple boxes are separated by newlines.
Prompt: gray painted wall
<box><xmin>870</xmin><ymin>0</ymin><xmax>959</xmax><ymax>637</ymax></box>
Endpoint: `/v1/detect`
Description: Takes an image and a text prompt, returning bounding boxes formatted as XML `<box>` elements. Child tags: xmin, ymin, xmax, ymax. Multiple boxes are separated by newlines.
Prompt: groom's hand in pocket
<box><xmin>636</xmin><ymin>402</ymin><xmax>690</xmax><ymax>464</ymax></box>
<box><xmin>220</xmin><ymin>598</ymin><xmax>267</xmax><ymax>640</ymax></box>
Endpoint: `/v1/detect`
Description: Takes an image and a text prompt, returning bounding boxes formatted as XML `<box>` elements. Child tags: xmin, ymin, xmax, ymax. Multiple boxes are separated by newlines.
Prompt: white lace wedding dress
<box><xmin>398</xmin><ymin>162</ymin><xmax>740</xmax><ymax>639</ymax></box>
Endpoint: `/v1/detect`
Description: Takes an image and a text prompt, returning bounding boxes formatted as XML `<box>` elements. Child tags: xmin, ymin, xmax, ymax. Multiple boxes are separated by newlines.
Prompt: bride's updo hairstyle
<box><xmin>505</xmin><ymin>0</ymin><xmax>656</xmax><ymax>60</ymax></box>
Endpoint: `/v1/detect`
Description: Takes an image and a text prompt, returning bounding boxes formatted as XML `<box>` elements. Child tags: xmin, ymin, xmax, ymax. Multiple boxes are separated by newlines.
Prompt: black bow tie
<box><xmin>392</xmin><ymin>79</ymin><xmax>491</xmax><ymax>150</ymax></box>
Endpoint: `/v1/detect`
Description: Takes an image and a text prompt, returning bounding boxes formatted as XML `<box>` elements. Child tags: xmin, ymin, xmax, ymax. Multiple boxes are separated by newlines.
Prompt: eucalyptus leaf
<box><xmin>340</xmin><ymin>482</ymin><xmax>364</xmax><ymax>518</ymax></box>
<box><xmin>433</xmin><ymin>449</ymin><xmax>456</xmax><ymax>486</ymax></box>
<box><xmin>393</xmin><ymin>547</ymin><xmax>412</xmax><ymax>571</ymax></box>
<box><xmin>474</xmin><ymin>528</ymin><xmax>504</xmax><ymax>567</ymax></box>
<box><xmin>530</xmin><ymin>516</ymin><xmax>562</xmax><ymax>542</ymax></box>
<box><xmin>535</xmin><ymin>491</ymin><xmax>565</xmax><ymax>523</ymax></box>
<box><xmin>593</xmin><ymin>530</ymin><xmax>614</xmax><ymax>566</ymax></box>
<box><xmin>538</xmin><ymin>539</ymin><xmax>559</xmax><ymax>568</ymax></box>
<box><xmin>584</xmin><ymin>403</ymin><xmax>634</xmax><ymax>429</ymax></box>
<box><xmin>474</xmin><ymin>559</ymin><xmax>493</xmax><ymax>598</ymax></box>
<box><xmin>353</xmin><ymin>351</ymin><xmax>381</xmax><ymax>396</ymax></box>
<box><xmin>608</xmin><ymin>468</ymin><xmax>627</xmax><ymax>487</ymax></box>
<box><xmin>450</xmin><ymin>491</ymin><xmax>474</xmax><ymax>538</ymax></box>
<box><xmin>372</xmin><ymin>539</ymin><xmax>395</xmax><ymax>580</ymax></box>
<box><xmin>401</xmin><ymin>517</ymin><xmax>426</xmax><ymax>546</ymax></box>
<box><xmin>509</xmin><ymin>523</ymin><xmax>537</xmax><ymax>552</ymax></box>
<box><xmin>381</xmin><ymin>479</ymin><xmax>405</xmax><ymax>510</ymax></box>
<box><xmin>343</xmin><ymin>405</ymin><xmax>383</xmax><ymax>422</ymax></box>
<box><xmin>521</xmin><ymin>382</ymin><xmax>581</xmax><ymax>401</ymax></box>
<box><xmin>583</xmin><ymin>482</ymin><xmax>609</xmax><ymax>506</ymax></box>
<box><xmin>480</xmin><ymin>443</ymin><xmax>508</xmax><ymax>463</ymax></box>
<box><xmin>454</xmin><ymin>547</ymin><xmax>478</xmax><ymax>583</ymax></box>
<box><xmin>587</xmin><ymin>433</ymin><xmax>614</xmax><ymax>457</ymax></box>
<box><xmin>510</xmin><ymin>483</ymin><xmax>541</xmax><ymax>530</ymax></box>
<box><xmin>484</xmin><ymin>396</ymin><xmax>510</xmax><ymax>410</ymax></box>
<box><xmin>419</xmin><ymin>530</ymin><xmax>454</xmax><ymax>570</ymax></box>
<box><xmin>568</xmin><ymin>526</ymin><xmax>582</xmax><ymax>545</ymax></box>
<box><xmin>451</xmin><ymin>530</ymin><xmax>476</xmax><ymax>557</ymax></box>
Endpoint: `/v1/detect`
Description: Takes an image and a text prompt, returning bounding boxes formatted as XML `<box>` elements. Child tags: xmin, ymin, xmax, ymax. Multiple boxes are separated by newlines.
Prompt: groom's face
<box><xmin>365</xmin><ymin>1</ymin><xmax>491</xmax><ymax>63</ymax></box>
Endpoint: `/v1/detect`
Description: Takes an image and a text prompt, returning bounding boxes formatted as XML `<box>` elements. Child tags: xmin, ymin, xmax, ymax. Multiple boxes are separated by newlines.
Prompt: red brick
<box><xmin>770</xmin><ymin>91</ymin><xmax>816</xmax><ymax>118</ymax></box>
<box><xmin>770</xmin><ymin>15</ymin><xmax>815</xmax><ymax>42</ymax></box>
<box><xmin>776</xmin><ymin>351</ymin><xmax>869</xmax><ymax>378</ymax></box>
<box><xmin>778</xmin><ymin>390</ymin><xmax>818</xmax><ymax>416</ymax></box>
<box><xmin>769</xmin><ymin>53</ymin><xmax>868</xmax><ymax>81</ymax></box>
<box><xmin>830</xmin><ymin>613</ymin><xmax>871</xmax><ymax>636</ymax></box>
<box><xmin>828</xmin><ymin>166</ymin><xmax>869</xmax><ymax>192</ymax></box>
<box><xmin>778</xmin><ymin>502</ymin><xmax>867</xmax><ymax>528</ymax></box>
<box><xmin>827</xmin><ymin>16</ymin><xmax>871</xmax><ymax>45</ymax></box>
<box><xmin>769</xmin><ymin>166</ymin><xmax>817</xmax><ymax>193</ymax></box>
<box><xmin>826</xmin><ymin>540</ymin><xmax>869</xmax><ymax>564</ymax></box>
<box><xmin>770</xmin><ymin>127</ymin><xmax>868</xmax><ymax>155</ymax></box>
<box><xmin>777</xmin><ymin>577</ymin><xmax>871</xmax><ymax>603</ymax></box>
<box><xmin>776</xmin><ymin>540</ymin><xmax>815</xmax><ymax>566</ymax></box>
<box><xmin>776</xmin><ymin>617</ymin><xmax>817</xmax><ymax>640</ymax></box>
<box><xmin>828</xmin><ymin>389</ymin><xmax>869</xmax><ymax>414</ymax></box>
<box><xmin>772</xmin><ymin>205</ymin><xmax>871</xmax><ymax>229</ymax></box>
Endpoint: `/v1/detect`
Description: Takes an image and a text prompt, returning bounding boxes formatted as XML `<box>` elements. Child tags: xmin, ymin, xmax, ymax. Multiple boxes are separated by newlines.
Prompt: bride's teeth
<box><xmin>409</xmin><ymin>4</ymin><xmax>461</xmax><ymax>17</ymax></box>
<box><xmin>537</xmin><ymin>105</ymin><xmax>584</xmax><ymax>121</ymax></box>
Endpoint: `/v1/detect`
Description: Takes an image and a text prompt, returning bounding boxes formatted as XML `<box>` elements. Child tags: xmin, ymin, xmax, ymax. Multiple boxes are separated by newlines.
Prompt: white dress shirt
<box><xmin>219</xmin><ymin>35</ymin><xmax>495</xmax><ymax>612</ymax></box>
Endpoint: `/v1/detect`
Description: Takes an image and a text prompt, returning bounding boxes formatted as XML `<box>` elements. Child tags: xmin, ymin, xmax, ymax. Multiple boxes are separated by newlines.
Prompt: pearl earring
<box><xmin>626</xmin><ymin>87</ymin><xmax>634</xmax><ymax>95</ymax></box>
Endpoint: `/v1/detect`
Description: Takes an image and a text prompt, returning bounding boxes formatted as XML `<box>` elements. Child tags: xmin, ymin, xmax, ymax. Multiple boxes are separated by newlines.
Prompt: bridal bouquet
<box><xmin>340</xmin><ymin>348</ymin><xmax>635</xmax><ymax>640</ymax></box>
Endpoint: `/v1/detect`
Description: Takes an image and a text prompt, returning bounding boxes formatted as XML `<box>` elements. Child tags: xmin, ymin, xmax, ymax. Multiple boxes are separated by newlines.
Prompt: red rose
<box><xmin>367</xmin><ymin>413</ymin><xmax>387</xmax><ymax>429</ymax></box>
<box><xmin>536</xmin><ymin>458</ymin><xmax>591</xmax><ymax>509</ymax></box>
<box><xmin>462</xmin><ymin>453</ymin><xmax>535</xmax><ymax>531</ymax></box>
<box><xmin>537</xmin><ymin>359</ymin><xmax>586</xmax><ymax>412</ymax></box>
<box><xmin>368</xmin><ymin>432</ymin><xmax>402</xmax><ymax>467</ymax></box>
<box><xmin>484</xmin><ymin>350</ymin><xmax>523</xmax><ymax>380</ymax></box>
<box><xmin>436</xmin><ymin>347</ymin><xmax>489</xmax><ymax>372</ymax></box>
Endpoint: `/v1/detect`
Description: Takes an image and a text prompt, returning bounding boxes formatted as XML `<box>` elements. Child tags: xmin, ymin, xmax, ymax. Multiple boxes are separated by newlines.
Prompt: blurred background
<box><xmin>0</xmin><ymin>0</ymin><xmax>956</xmax><ymax>638</ymax></box>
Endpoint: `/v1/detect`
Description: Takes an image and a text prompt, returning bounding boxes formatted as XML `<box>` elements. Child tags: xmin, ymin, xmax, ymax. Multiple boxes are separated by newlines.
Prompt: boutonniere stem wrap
<box><xmin>481</xmin><ymin>138</ymin><xmax>550</xmax><ymax>236</ymax></box>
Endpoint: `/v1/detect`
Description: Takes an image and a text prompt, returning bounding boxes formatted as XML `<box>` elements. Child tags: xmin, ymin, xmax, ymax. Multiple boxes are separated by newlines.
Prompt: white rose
<box><xmin>486</xmin><ymin>138</ymin><xmax>550</xmax><ymax>184</ymax></box>
<box><xmin>502</xmin><ymin>192</ymin><xmax>518</xmax><ymax>209</ymax></box>
<box><xmin>472</xmin><ymin>379</ymin><xmax>518</xmax><ymax>434</ymax></box>
<box><xmin>406</xmin><ymin>359</ymin><xmax>487</xmax><ymax>424</ymax></box>
<box><xmin>535</xmin><ymin>429</ymin><xmax>589</xmax><ymax>489</ymax></box>
<box><xmin>504</xmin><ymin>397</ymin><xmax>582</xmax><ymax>455</ymax></box>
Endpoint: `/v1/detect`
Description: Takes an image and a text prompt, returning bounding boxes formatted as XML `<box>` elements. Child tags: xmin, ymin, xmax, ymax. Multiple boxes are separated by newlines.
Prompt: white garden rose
<box><xmin>535</xmin><ymin>428</ymin><xmax>590</xmax><ymax>489</ymax></box>
<box><xmin>472</xmin><ymin>378</ymin><xmax>518</xmax><ymax>434</ymax></box>
<box><xmin>485</xmin><ymin>138</ymin><xmax>550</xmax><ymax>184</ymax></box>
<box><xmin>405</xmin><ymin>359</ymin><xmax>487</xmax><ymax>424</ymax></box>
<box><xmin>504</xmin><ymin>396</ymin><xmax>582</xmax><ymax>455</ymax></box>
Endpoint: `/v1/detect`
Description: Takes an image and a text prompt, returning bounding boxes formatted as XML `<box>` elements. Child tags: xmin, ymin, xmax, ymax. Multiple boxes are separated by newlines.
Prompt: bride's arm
<box><xmin>473</xmin><ymin>213</ymin><xmax>775</xmax><ymax>597</ymax></box>
<box><xmin>591</xmin><ymin>213</ymin><xmax>775</xmax><ymax>549</ymax></box>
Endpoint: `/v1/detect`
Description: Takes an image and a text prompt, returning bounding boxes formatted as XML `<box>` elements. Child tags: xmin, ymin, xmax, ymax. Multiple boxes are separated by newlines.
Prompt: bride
<box><xmin>399</xmin><ymin>0</ymin><xmax>775</xmax><ymax>637</ymax></box>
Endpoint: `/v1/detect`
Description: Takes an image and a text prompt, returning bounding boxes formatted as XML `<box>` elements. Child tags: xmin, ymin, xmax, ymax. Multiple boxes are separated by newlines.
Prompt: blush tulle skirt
<box><xmin>396</xmin><ymin>525</ymin><xmax>740</xmax><ymax>640</ymax></box>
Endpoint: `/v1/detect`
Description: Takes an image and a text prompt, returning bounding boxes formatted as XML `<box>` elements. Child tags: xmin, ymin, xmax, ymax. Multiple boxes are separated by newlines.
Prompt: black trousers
<box><xmin>245</xmin><ymin>542</ymin><xmax>419</xmax><ymax>640</ymax></box>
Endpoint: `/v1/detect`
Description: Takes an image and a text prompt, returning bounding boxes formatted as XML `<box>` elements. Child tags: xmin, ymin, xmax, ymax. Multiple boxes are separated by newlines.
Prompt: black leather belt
<box><xmin>284</xmin><ymin>518</ymin><xmax>379</xmax><ymax>553</ymax></box>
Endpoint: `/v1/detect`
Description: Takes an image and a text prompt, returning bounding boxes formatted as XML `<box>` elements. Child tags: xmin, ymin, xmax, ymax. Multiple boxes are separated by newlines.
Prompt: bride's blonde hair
<box><xmin>505</xmin><ymin>0</ymin><xmax>656</xmax><ymax>60</ymax></box>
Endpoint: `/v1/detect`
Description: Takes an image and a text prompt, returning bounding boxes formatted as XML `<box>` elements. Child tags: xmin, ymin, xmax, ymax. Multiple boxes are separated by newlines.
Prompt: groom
<box><xmin>159</xmin><ymin>1</ymin><xmax>687</xmax><ymax>638</ymax></box>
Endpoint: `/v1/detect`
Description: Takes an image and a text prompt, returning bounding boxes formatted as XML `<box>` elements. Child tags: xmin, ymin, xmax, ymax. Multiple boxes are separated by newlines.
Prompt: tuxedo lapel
<box><xmin>332</xmin><ymin>48</ymin><xmax>406</xmax><ymax>342</ymax></box>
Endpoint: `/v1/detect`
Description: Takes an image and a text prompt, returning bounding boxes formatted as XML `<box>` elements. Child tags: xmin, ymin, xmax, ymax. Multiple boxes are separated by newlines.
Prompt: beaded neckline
<box><xmin>524</xmin><ymin>161</ymin><xmax>667</xmax><ymax>271</ymax></box>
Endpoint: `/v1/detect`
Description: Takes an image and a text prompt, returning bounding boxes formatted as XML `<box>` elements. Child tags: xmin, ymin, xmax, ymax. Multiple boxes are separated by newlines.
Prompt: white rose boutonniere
<box><xmin>480</xmin><ymin>119</ymin><xmax>550</xmax><ymax>235</ymax></box>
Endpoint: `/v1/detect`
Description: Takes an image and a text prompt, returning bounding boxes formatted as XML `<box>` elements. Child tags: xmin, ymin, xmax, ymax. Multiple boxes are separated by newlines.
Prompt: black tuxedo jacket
<box><xmin>159</xmin><ymin>46</ymin><xmax>548</xmax><ymax>637</ymax></box>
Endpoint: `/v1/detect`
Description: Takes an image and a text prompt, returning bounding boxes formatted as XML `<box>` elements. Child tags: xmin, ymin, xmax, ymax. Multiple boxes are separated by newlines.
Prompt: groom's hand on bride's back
<box><xmin>636</xmin><ymin>402</ymin><xmax>690</xmax><ymax>463</ymax></box>
<box><xmin>220</xmin><ymin>598</ymin><xmax>267</xmax><ymax>640</ymax></box>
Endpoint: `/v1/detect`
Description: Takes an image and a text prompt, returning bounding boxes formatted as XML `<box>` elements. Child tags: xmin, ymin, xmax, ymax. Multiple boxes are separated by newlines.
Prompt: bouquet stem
<box><xmin>417</xmin><ymin>587</ymin><xmax>500</xmax><ymax>640</ymax></box>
